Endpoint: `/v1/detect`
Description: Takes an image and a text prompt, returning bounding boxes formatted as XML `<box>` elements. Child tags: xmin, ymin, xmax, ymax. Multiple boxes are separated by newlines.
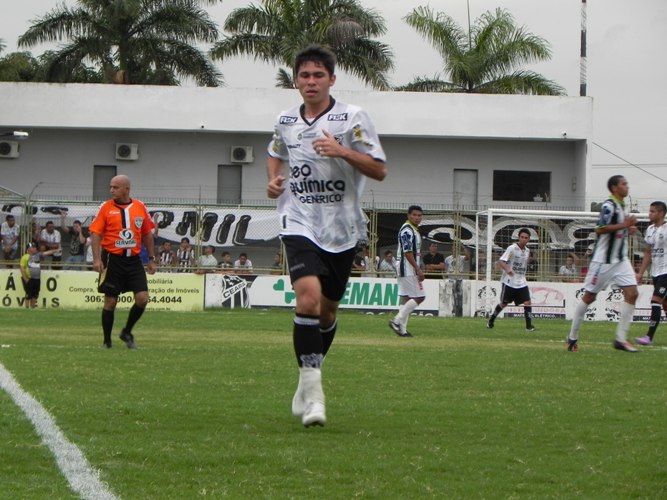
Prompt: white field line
<box><xmin>0</xmin><ymin>362</ymin><xmax>120</xmax><ymax>500</ymax></box>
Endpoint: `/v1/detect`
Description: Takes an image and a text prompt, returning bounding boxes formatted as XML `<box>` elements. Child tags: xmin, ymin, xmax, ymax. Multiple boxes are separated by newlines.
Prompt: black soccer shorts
<box><xmin>98</xmin><ymin>252</ymin><xmax>149</xmax><ymax>297</ymax></box>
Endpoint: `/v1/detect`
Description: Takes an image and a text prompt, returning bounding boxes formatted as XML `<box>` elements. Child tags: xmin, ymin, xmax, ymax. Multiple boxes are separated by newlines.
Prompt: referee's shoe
<box><xmin>119</xmin><ymin>329</ymin><xmax>137</xmax><ymax>349</ymax></box>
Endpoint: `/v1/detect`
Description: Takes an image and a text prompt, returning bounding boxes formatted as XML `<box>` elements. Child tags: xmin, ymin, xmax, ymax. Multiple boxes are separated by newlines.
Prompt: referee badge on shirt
<box><xmin>135</xmin><ymin>217</ymin><xmax>143</xmax><ymax>229</ymax></box>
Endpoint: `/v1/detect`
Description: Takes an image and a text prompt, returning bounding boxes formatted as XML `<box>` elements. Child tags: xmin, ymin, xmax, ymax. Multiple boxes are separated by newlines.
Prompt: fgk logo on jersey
<box><xmin>328</xmin><ymin>113</ymin><xmax>348</xmax><ymax>121</ymax></box>
<box><xmin>135</xmin><ymin>217</ymin><xmax>143</xmax><ymax>229</ymax></box>
<box><xmin>280</xmin><ymin>116</ymin><xmax>298</xmax><ymax>124</ymax></box>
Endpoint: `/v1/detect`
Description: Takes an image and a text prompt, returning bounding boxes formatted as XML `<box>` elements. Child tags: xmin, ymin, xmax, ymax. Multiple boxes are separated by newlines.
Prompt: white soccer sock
<box><xmin>615</xmin><ymin>301</ymin><xmax>635</xmax><ymax>342</ymax></box>
<box><xmin>569</xmin><ymin>300</ymin><xmax>590</xmax><ymax>341</ymax></box>
<box><xmin>396</xmin><ymin>299</ymin><xmax>419</xmax><ymax>332</ymax></box>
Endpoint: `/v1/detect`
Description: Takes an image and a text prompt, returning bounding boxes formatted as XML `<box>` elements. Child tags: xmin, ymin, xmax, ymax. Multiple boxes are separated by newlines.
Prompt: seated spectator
<box><xmin>558</xmin><ymin>253</ymin><xmax>580</xmax><ymax>282</ymax></box>
<box><xmin>158</xmin><ymin>241</ymin><xmax>175</xmax><ymax>271</ymax></box>
<box><xmin>219</xmin><ymin>251</ymin><xmax>234</xmax><ymax>270</ymax></box>
<box><xmin>197</xmin><ymin>245</ymin><xmax>218</xmax><ymax>273</ymax></box>
<box><xmin>423</xmin><ymin>242</ymin><xmax>445</xmax><ymax>277</ymax></box>
<box><xmin>1</xmin><ymin>214</ymin><xmax>20</xmax><ymax>268</ymax></box>
<box><xmin>176</xmin><ymin>237</ymin><xmax>194</xmax><ymax>272</ymax></box>
<box><xmin>377</xmin><ymin>249</ymin><xmax>397</xmax><ymax>275</ymax></box>
<box><xmin>234</xmin><ymin>252</ymin><xmax>253</xmax><ymax>274</ymax></box>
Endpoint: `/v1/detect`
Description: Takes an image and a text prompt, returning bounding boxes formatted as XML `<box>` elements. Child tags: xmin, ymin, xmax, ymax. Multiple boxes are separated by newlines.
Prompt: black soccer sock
<box><xmin>321</xmin><ymin>320</ymin><xmax>338</xmax><ymax>357</ymax></box>
<box><xmin>490</xmin><ymin>304</ymin><xmax>503</xmax><ymax>320</ymax></box>
<box><xmin>125</xmin><ymin>304</ymin><xmax>145</xmax><ymax>333</ymax></box>
<box><xmin>524</xmin><ymin>306</ymin><xmax>533</xmax><ymax>327</ymax></box>
<box><xmin>102</xmin><ymin>308</ymin><xmax>114</xmax><ymax>343</ymax></box>
<box><xmin>293</xmin><ymin>314</ymin><xmax>323</xmax><ymax>368</ymax></box>
<box><xmin>647</xmin><ymin>303</ymin><xmax>662</xmax><ymax>339</ymax></box>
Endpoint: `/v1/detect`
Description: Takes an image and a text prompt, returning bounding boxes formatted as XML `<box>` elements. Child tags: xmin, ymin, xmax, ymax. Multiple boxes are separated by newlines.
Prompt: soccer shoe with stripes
<box><xmin>635</xmin><ymin>335</ymin><xmax>653</xmax><ymax>346</ymax></box>
<box><xmin>613</xmin><ymin>340</ymin><xmax>638</xmax><ymax>353</ymax></box>
<box><xmin>566</xmin><ymin>337</ymin><xmax>579</xmax><ymax>352</ymax></box>
<box><xmin>388</xmin><ymin>320</ymin><xmax>405</xmax><ymax>337</ymax></box>
<box><xmin>119</xmin><ymin>329</ymin><xmax>136</xmax><ymax>349</ymax></box>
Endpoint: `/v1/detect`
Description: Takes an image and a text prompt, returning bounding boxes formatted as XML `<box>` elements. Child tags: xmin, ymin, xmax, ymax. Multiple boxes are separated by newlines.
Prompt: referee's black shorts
<box><xmin>98</xmin><ymin>251</ymin><xmax>148</xmax><ymax>297</ymax></box>
<box><xmin>282</xmin><ymin>235</ymin><xmax>356</xmax><ymax>302</ymax></box>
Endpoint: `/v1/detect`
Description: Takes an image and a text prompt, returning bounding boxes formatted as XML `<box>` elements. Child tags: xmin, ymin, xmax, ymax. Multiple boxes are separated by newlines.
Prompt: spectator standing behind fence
<box><xmin>219</xmin><ymin>251</ymin><xmax>233</xmax><ymax>270</ymax></box>
<box><xmin>266</xmin><ymin>44</ymin><xmax>387</xmax><ymax>427</ymax></box>
<box><xmin>486</xmin><ymin>228</ymin><xmax>535</xmax><ymax>332</ymax></box>
<box><xmin>19</xmin><ymin>242</ymin><xmax>61</xmax><ymax>308</ymax></box>
<box><xmin>39</xmin><ymin>221</ymin><xmax>62</xmax><ymax>268</ymax></box>
<box><xmin>558</xmin><ymin>255</ymin><xmax>579</xmax><ymax>282</ymax></box>
<box><xmin>176</xmin><ymin>237</ymin><xmax>194</xmax><ymax>272</ymax></box>
<box><xmin>423</xmin><ymin>242</ymin><xmax>445</xmax><ymax>278</ymax></box>
<box><xmin>90</xmin><ymin>175</ymin><xmax>157</xmax><ymax>349</ymax></box>
<box><xmin>377</xmin><ymin>250</ymin><xmax>397</xmax><ymax>275</ymax></box>
<box><xmin>158</xmin><ymin>241</ymin><xmax>175</xmax><ymax>271</ymax></box>
<box><xmin>59</xmin><ymin>210</ymin><xmax>86</xmax><ymax>270</ymax></box>
<box><xmin>1</xmin><ymin>214</ymin><xmax>20</xmax><ymax>268</ymax></box>
<box><xmin>352</xmin><ymin>245</ymin><xmax>372</xmax><ymax>276</ymax></box>
<box><xmin>566</xmin><ymin>175</ymin><xmax>639</xmax><ymax>353</ymax></box>
<box><xmin>634</xmin><ymin>201</ymin><xmax>667</xmax><ymax>347</ymax></box>
<box><xmin>271</xmin><ymin>252</ymin><xmax>283</xmax><ymax>275</ymax></box>
<box><xmin>197</xmin><ymin>245</ymin><xmax>218</xmax><ymax>273</ymax></box>
<box><xmin>234</xmin><ymin>252</ymin><xmax>253</xmax><ymax>274</ymax></box>
<box><xmin>389</xmin><ymin>205</ymin><xmax>425</xmax><ymax>337</ymax></box>
<box><xmin>445</xmin><ymin>246</ymin><xmax>470</xmax><ymax>275</ymax></box>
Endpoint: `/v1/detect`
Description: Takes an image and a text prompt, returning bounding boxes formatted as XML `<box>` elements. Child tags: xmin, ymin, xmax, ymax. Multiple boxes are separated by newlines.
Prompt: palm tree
<box><xmin>397</xmin><ymin>7</ymin><xmax>565</xmax><ymax>95</ymax></box>
<box><xmin>210</xmin><ymin>0</ymin><xmax>394</xmax><ymax>90</ymax></box>
<box><xmin>18</xmin><ymin>0</ymin><xmax>223</xmax><ymax>86</ymax></box>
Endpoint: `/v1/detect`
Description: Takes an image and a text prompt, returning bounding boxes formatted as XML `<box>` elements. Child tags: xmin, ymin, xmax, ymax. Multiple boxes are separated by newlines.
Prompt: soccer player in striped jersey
<box><xmin>566</xmin><ymin>175</ymin><xmax>639</xmax><ymax>352</ymax></box>
<box><xmin>389</xmin><ymin>205</ymin><xmax>425</xmax><ymax>337</ymax></box>
<box><xmin>486</xmin><ymin>228</ymin><xmax>535</xmax><ymax>331</ymax></box>
<box><xmin>266</xmin><ymin>45</ymin><xmax>387</xmax><ymax>427</ymax></box>
<box><xmin>635</xmin><ymin>201</ymin><xmax>667</xmax><ymax>346</ymax></box>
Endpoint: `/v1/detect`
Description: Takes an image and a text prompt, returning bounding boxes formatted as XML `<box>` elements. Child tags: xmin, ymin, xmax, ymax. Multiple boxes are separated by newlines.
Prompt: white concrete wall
<box><xmin>0</xmin><ymin>82</ymin><xmax>593</xmax><ymax>209</ymax></box>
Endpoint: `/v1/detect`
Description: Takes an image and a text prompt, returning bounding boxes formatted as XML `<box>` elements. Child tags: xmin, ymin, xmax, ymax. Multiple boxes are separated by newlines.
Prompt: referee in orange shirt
<box><xmin>90</xmin><ymin>175</ymin><xmax>157</xmax><ymax>348</ymax></box>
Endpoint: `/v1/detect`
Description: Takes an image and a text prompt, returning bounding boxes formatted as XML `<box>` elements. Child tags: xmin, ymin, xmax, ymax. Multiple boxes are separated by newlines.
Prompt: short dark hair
<box><xmin>384</xmin><ymin>250</ymin><xmax>393</xmax><ymax>256</ymax></box>
<box><xmin>6</xmin><ymin>215</ymin><xmax>14</xmax><ymax>221</ymax></box>
<box><xmin>607</xmin><ymin>175</ymin><xmax>625</xmax><ymax>192</ymax></box>
<box><xmin>181</xmin><ymin>237</ymin><xmax>190</xmax><ymax>244</ymax></box>
<box><xmin>294</xmin><ymin>44</ymin><xmax>336</xmax><ymax>76</ymax></box>
<box><xmin>239</xmin><ymin>252</ymin><xmax>248</xmax><ymax>258</ymax></box>
<box><xmin>518</xmin><ymin>228</ymin><xmax>531</xmax><ymax>238</ymax></box>
<box><xmin>73</xmin><ymin>220</ymin><xmax>82</xmax><ymax>225</ymax></box>
<box><xmin>408</xmin><ymin>205</ymin><xmax>423</xmax><ymax>214</ymax></box>
<box><xmin>222</xmin><ymin>251</ymin><xmax>231</xmax><ymax>257</ymax></box>
<box><xmin>650</xmin><ymin>201</ymin><xmax>667</xmax><ymax>214</ymax></box>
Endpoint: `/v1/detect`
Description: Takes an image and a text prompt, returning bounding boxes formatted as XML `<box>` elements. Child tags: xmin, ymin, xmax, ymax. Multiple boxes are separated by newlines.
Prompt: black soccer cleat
<box><xmin>119</xmin><ymin>329</ymin><xmax>136</xmax><ymax>349</ymax></box>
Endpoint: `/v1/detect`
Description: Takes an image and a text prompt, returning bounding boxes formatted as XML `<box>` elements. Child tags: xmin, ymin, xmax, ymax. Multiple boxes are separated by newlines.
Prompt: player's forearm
<box><xmin>341</xmin><ymin>150</ymin><xmax>386</xmax><ymax>181</ymax></box>
<box><xmin>267</xmin><ymin>156</ymin><xmax>284</xmax><ymax>180</ymax></box>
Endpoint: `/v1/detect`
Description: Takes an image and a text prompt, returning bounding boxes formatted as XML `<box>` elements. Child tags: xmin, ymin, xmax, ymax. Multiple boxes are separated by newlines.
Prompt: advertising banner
<box><xmin>0</xmin><ymin>270</ymin><xmax>204</xmax><ymax>311</ymax></box>
<box><xmin>472</xmin><ymin>280</ymin><xmax>656</xmax><ymax>321</ymax></box>
<box><xmin>246</xmin><ymin>276</ymin><xmax>440</xmax><ymax>314</ymax></box>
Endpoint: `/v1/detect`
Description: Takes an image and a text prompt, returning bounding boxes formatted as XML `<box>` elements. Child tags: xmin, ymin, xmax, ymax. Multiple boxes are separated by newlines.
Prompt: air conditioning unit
<box><xmin>230</xmin><ymin>145</ymin><xmax>254</xmax><ymax>164</ymax></box>
<box><xmin>0</xmin><ymin>141</ymin><xmax>20</xmax><ymax>159</ymax></box>
<box><xmin>116</xmin><ymin>143</ymin><xmax>139</xmax><ymax>161</ymax></box>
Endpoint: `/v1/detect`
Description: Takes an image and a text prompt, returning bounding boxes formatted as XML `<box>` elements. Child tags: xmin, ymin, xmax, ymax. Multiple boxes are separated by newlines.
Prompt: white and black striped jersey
<box><xmin>499</xmin><ymin>243</ymin><xmax>529</xmax><ymax>288</ymax></box>
<box><xmin>644</xmin><ymin>223</ymin><xmax>667</xmax><ymax>277</ymax></box>
<box><xmin>396</xmin><ymin>221</ymin><xmax>421</xmax><ymax>278</ymax></box>
<box><xmin>591</xmin><ymin>197</ymin><xmax>629</xmax><ymax>264</ymax></box>
<box><xmin>268</xmin><ymin>97</ymin><xmax>386</xmax><ymax>253</ymax></box>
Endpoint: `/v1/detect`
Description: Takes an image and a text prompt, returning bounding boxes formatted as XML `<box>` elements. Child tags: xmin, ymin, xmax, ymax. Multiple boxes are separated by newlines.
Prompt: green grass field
<box><xmin>1</xmin><ymin>308</ymin><xmax>665</xmax><ymax>499</ymax></box>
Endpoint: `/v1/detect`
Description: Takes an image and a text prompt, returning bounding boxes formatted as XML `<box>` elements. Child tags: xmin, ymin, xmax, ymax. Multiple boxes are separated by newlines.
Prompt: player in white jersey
<box><xmin>389</xmin><ymin>205</ymin><xmax>425</xmax><ymax>337</ymax></box>
<box><xmin>266</xmin><ymin>45</ymin><xmax>387</xmax><ymax>427</ymax></box>
<box><xmin>486</xmin><ymin>228</ymin><xmax>535</xmax><ymax>331</ymax></box>
<box><xmin>634</xmin><ymin>201</ymin><xmax>667</xmax><ymax>346</ymax></box>
<box><xmin>566</xmin><ymin>175</ymin><xmax>639</xmax><ymax>352</ymax></box>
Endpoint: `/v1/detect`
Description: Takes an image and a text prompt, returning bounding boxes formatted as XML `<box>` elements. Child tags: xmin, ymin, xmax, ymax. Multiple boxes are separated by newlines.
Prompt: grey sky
<box><xmin>2</xmin><ymin>0</ymin><xmax>666</xmax><ymax>208</ymax></box>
